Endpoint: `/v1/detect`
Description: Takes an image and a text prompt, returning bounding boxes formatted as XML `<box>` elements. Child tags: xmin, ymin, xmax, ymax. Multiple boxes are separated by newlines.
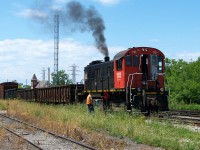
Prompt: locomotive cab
<box><xmin>113</xmin><ymin>47</ymin><xmax>168</xmax><ymax>113</ymax></box>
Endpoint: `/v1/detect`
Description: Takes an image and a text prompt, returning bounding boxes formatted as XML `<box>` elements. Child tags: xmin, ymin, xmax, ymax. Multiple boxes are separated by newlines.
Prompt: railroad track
<box><xmin>154</xmin><ymin>110</ymin><xmax>200</xmax><ymax>126</ymax></box>
<box><xmin>0</xmin><ymin>113</ymin><xmax>97</xmax><ymax>150</ymax></box>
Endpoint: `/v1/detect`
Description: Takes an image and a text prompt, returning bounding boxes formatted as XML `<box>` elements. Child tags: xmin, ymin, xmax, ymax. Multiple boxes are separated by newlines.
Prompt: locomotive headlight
<box><xmin>160</xmin><ymin>88</ymin><xmax>164</xmax><ymax>92</ymax></box>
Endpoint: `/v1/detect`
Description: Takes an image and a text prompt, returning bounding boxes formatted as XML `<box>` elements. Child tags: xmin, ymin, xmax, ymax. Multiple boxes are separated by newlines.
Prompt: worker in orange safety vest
<box><xmin>86</xmin><ymin>92</ymin><xmax>94</xmax><ymax>112</ymax></box>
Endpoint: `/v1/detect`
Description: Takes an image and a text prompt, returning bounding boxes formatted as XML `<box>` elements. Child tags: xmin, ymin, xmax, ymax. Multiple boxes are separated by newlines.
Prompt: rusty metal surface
<box><xmin>16</xmin><ymin>84</ymin><xmax>84</xmax><ymax>103</ymax></box>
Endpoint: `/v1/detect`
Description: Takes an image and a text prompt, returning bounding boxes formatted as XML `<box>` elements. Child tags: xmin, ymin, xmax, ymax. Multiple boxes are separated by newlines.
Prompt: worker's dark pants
<box><xmin>87</xmin><ymin>104</ymin><xmax>94</xmax><ymax>113</ymax></box>
<box><xmin>103</xmin><ymin>100</ymin><xmax>110</xmax><ymax>110</ymax></box>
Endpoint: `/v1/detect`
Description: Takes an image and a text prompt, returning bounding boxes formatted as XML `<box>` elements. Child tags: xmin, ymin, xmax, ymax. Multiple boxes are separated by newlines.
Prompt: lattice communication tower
<box><xmin>54</xmin><ymin>13</ymin><xmax>59</xmax><ymax>85</ymax></box>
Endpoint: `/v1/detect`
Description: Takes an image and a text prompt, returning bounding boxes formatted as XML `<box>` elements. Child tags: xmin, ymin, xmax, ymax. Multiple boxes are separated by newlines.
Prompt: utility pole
<box><xmin>69</xmin><ymin>64</ymin><xmax>79</xmax><ymax>84</ymax></box>
<box><xmin>54</xmin><ymin>13</ymin><xmax>59</xmax><ymax>85</ymax></box>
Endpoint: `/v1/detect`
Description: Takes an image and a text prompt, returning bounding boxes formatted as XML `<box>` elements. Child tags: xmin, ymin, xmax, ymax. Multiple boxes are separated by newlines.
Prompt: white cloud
<box><xmin>0</xmin><ymin>39</ymin><xmax>53</xmax><ymax>84</ymax></box>
<box><xmin>94</xmin><ymin>0</ymin><xmax>122</xmax><ymax>5</ymax></box>
<box><xmin>17</xmin><ymin>9</ymin><xmax>48</xmax><ymax>19</ymax></box>
<box><xmin>174</xmin><ymin>51</ymin><xmax>200</xmax><ymax>62</ymax></box>
<box><xmin>0</xmin><ymin>38</ymin><xmax>121</xmax><ymax>85</ymax></box>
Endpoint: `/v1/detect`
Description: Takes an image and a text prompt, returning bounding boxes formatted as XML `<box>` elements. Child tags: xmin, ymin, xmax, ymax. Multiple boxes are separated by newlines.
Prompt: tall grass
<box><xmin>0</xmin><ymin>100</ymin><xmax>200</xmax><ymax>150</ymax></box>
<box><xmin>0</xmin><ymin>100</ymin><xmax>8</xmax><ymax>110</ymax></box>
<box><xmin>170</xmin><ymin>100</ymin><xmax>200</xmax><ymax>110</ymax></box>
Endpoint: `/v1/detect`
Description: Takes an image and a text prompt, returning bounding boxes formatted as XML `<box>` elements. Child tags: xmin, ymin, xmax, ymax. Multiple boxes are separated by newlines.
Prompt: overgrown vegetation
<box><xmin>0</xmin><ymin>100</ymin><xmax>8</xmax><ymax>110</ymax></box>
<box><xmin>170</xmin><ymin>100</ymin><xmax>200</xmax><ymax>111</ymax></box>
<box><xmin>1</xmin><ymin>100</ymin><xmax>200</xmax><ymax>150</ymax></box>
<box><xmin>165</xmin><ymin>57</ymin><xmax>200</xmax><ymax>108</ymax></box>
<box><xmin>0</xmin><ymin>127</ymin><xmax>5</xmax><ymax>141</ymax></box>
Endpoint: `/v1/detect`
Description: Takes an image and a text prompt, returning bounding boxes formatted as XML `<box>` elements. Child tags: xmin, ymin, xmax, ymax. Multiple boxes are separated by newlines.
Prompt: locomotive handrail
<box><xmin>126</xmin><ymin>73</ymin><xmax>143</xmax><ymax>106</ymax></box>
<box><xmin>126</xmin><ymin>73</ymin><xmax>143</xmax><ymax>88</ymax></box>
<box><xmin>157</xmin><ymin>73</ymin><xmax>165</xmax><ymax>75</ymax></box>
<box><xmin>156</xmin><ymin>73</ymin><xmax>165</xmax><ymax>80</ymax></box>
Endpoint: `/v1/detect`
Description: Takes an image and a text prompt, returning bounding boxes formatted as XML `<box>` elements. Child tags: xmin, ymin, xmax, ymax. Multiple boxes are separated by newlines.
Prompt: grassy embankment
<box><xmin>169</xmin><ymin>100</ymin><xmax>200</xmax><ymax>111</ymax></box>
<box><xmin>0</xmin><ymin>100</ymin><xmax>200</xmax><ymax>150</ymax></box>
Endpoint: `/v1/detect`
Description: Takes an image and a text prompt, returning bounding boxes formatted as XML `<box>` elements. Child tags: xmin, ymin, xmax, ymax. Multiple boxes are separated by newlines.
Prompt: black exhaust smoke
<box><xmin>29</xmin><ymin>1</ymin><xmax>109</xmax><ymax>57</ymax></box>
<box><xmin>66</xmin><ymin>1</ymin><xmax>108</xmax><ymax>57</ymax></box>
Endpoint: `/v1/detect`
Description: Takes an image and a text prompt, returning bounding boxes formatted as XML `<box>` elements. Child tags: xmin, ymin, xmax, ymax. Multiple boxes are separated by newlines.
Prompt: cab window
<box><xmin>116</xmin><ymin>59</ymin><xmax>122</xmax><ymax>70</ymax></box>
<box><xmin>133</xmin><ymin>56</ymin><xmax>139</xmax><ymax>67</ymax></box>
<box><xmin>158</xmin><ymin>56</ymin><xmax>163</xmax><ymax>72</ymax></box>
<box><xmin>126</xmin><ymin>55</ymin><xmax>132</xmax><ymax>66</ymax></box>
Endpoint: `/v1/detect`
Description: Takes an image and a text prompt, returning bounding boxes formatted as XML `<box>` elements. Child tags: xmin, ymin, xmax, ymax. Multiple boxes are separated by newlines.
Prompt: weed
<box><xmin>1</xmin><ymin>99</ymin><xmax>200</xmax><ymax>150</ymax></box>
<box><xmin>170</xmin><ymin>100</ymin><xmax>200</xmax><ymax>110</ymax></box>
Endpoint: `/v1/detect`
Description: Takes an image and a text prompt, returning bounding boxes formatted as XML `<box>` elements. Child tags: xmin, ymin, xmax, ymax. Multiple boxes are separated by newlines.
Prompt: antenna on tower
<box><xmin>54</xmin><ymin>13</ymin><xmax>59</xmax><ymax>85</ymax></box>
<box><xmin>69</xmin><ymin>64</ymin><xmax>79</xmax><ymax>84</ymax></box>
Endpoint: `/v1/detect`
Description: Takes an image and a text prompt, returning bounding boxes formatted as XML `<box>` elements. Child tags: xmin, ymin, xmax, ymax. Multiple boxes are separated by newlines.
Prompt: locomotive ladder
<box><xmin>126</xmin><ymin>73</ymin><xmax>143</xmax><ymax>110</ymax></box>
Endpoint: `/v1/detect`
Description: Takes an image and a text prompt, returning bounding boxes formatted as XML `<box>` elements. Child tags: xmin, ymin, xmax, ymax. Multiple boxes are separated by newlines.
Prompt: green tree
<box><xmin>51</xmin><ymin>70</ymin><xmax>73</xmax><ymax>85</ymax></box>
<box><xmin>18</xmin><ymin>83</ymin><xmax>23</xmax><ymax>89</ymax></box>
<box><xmin>165</xmin><ymin>57</ymin><xmax>200</xmax><ymax>104</ymax></box>
<box><xmin>18</xmin><ymin>83</ymin><xmax>31</xmax><ymax>89</ymax></box>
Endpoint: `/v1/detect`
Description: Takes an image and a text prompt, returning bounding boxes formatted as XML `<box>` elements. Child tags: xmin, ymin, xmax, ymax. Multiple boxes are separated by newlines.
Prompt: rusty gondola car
<box><xmin>17</xmin><ymin>84</ymin><xmax>84</xmax><ymax>103</ymax></box>
<box><xmin>0</xmin><ymin>82</ymin><xmax>18</xmax><ymax>99</ymax></box>
<box><xmin>2</xmin><ymin>83</ymin><xmax>84</xmax><ymax>104</ymax></box>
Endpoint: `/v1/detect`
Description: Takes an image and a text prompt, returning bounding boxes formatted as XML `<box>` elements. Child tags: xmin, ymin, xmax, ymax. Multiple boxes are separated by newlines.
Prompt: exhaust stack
<box><xmin>104</xmin><ymin>56</ymin><xmax>110</xmax><ymax>62</ymax></box>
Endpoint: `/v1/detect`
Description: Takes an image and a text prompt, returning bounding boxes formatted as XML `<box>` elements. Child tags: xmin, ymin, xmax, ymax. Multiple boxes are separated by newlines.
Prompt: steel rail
<box><xmin>0</xmin><ymin>114</ymin><xmax>97</xmax><ymax>150</ymax></box>
<box><xmin>1</xmin><ymin>125</ymin><xmax>43</xmax><ymax>150</ymax></box>
<box><xmin>169</xmin><ymin>110</ymin><xmax>200</xmax><ymax>116</ymax></box>
<box><xmin>153</xmin><ymin>110</ymin><xmax>200</xmax><ymax>127</ymax></box>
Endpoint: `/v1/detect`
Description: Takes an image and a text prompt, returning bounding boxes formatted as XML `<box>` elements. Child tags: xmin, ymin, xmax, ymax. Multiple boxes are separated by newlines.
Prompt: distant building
<box><xmin>31</xmin><ymin>74</ymin><xmax>38</xmax><ymax>89</ymax></box>
<box><xmin>31</xmin><ymin>74</ymin><xmax>50</xmax><ymax>89</ymax></box>
<box><xmin>35</xmin><ymin>80</ymin><xmax>50</xmax><ymax>88</ymax></box>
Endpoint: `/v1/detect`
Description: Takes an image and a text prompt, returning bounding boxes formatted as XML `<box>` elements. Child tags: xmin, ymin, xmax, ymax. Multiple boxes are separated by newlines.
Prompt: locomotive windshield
<box><xmin>158</xmin><ymin>56</ymin><xmax>163</xmax><ymax>73</ymax></box>
<box><xmin>150</xmin><ymin>55</ymin><xmax>163</xmax><ymax>80</ymax></box>
<box><xmin>140</xmin><ymin>54</ymin><xmax>163</xmax><ymax>80</ymax></box>
<box><xmin>133</xmin><ymin>56</ymin><xmax>139</xmax><ymax>66</ymax></box>
<box><xmin>126</xmin><ymin>55</ymin><xmax>132</xmax><ymax>66</ymax></box>
<box><xmin>125</xmin><ymin>55</ymin><xmax>139</xmax><ymax>67</ymax></box>
<box><xmin>150</xmin><ymin>55</ymin><xmax>158</xmax><ymax>80</ymax></box>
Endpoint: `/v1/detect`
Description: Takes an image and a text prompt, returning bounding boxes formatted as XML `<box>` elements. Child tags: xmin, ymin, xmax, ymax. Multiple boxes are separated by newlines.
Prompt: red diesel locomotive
<box><xmin>84</xmin><ymin>47</ymin><xmax>169</xmax><ymax>112</ymax></box>
<box><xmin>1</xmin><ymin>46</ymin><xmax>168</xmax><ymax>113</ymax></box>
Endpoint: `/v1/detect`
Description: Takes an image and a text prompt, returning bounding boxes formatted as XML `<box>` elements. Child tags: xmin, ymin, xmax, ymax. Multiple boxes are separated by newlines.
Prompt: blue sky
<box><xmin>0</xmin><ymin>0</ymin><xmax>200</xmax><ymax>85</ymax></box>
